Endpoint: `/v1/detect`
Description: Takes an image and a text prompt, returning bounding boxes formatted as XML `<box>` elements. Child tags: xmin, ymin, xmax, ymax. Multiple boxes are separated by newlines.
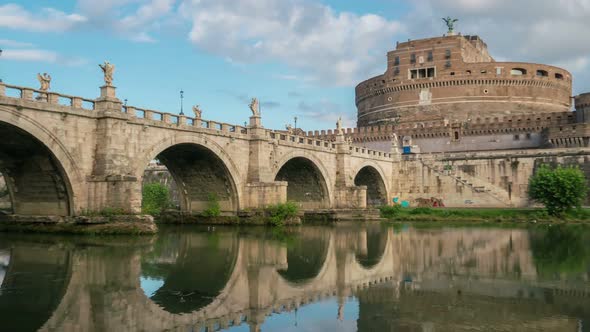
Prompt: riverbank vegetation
<box><xmin>379</xmin><ymin>205</ymin><xmax>590</xmax><ymax>223</ymax></box>
<box><xmin>529</xmin><ymin>165</ymin><xmax>587</xmax><ymax>216</ymax></box>
<box><xmin>142</xmin><ymin>183</ymin><xmax>171</xmax><ymax>215</ymax></box>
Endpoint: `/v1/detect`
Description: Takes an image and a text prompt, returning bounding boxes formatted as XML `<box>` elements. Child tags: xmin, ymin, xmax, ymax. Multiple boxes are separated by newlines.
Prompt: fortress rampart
<box><xmin>304</xmin><ymin>111</ymin><xmax>575</xmax><ymax>143</ymax></box>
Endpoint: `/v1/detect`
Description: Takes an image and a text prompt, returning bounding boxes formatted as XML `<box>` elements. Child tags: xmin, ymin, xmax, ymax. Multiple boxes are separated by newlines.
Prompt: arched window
<box><xmin>536</xmin><ymin>70</ymin><xmax>548</xmax><ymax>77</ymax></box>
<box><xmin>555</xmin><ymin>73</ymin><xmax>564</xmax><ymax>80</ymax></box>
<box><xmin>511</xmin><ymin>68</ymin><xmax>527</xmax><ymax>76</ymax></box>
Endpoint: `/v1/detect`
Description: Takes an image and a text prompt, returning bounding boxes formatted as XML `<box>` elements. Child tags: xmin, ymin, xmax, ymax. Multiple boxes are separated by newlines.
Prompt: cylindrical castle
<box><xmin>355</xmin><ymin>35</ymin><xmax>572</xmax><ymax>127</ymax></box>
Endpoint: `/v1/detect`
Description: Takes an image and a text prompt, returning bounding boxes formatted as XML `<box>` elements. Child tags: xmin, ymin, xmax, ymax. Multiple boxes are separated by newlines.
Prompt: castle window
<box><xmin>427</xmin><ymin>67</ymin><xmax>435</xmax><ymax>78</ymax></box>
<box><xmin>514</xmin><ymin>134</ymin><xmax>520</xmax><ymax>140</ymax></box>
<box><xmin>427</xmin><ymin>51</ymin><xmax>434</xmax><ymax>62</ymax></box>
<box><xmin>450</xmin><ymin>72</ymin><xmax>455</xmax><ymax>76</ymax></box>
<box><xmin>510</xmin><ymin>68</ymin><xmax>527</xmax><ymax>76</ymax></box>
<box><xmin>409</xmin><ymin>67</ymin><xmax>436</xmax><ymax>79</ymax></box>
<box><xmin>481</xmin><ymin>70</ymin><xmax>487</xmax><ymax>74</ymax></box>
<box><xmin>394</xmin><ymin>67</ymin><xmax>400</xmax><ymax>76</ymax></box>
<box><xmin>466</xmin><ymin>70</ymin><xmax>472</xmax><ymax>75</ymax></box>
<box><xmin>536</xmin><ymin>70</ymin><xmax>548</xmax><ymax>77</ymax></box>
<box><xmin>496</xmin><ymin>67</ymin><xmax>503</xmax><ymax>75</ymax></box>
<box><xmin>410</xmin><ymin>53</ymin><xmax>416</xmax><ymax>64</ymax></box>
<box><xmin>445</xmin><ymin>49</ymin><xmax>451</xmax><ymax>59</ymax></box>
<box><xmin>555</xmin><ymin>73</ymin><xmax>564</xmax><ymax>79</ymax></box>
<box><xmin>526</xmin><ymin>133</ymin><xmax>532</xmax><ymax>139</ymax></box>
<box><xmin>454</xmin><ymin>131</ymin><xmax>460</xmax><ymax>140</ymax></box>
<box><xmin>394</xmin><ymin>56</ymin><xmax>400</xmax><ymax>66</ymax></box>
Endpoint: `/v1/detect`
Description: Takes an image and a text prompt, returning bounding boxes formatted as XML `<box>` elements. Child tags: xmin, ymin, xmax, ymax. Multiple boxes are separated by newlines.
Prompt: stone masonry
<box><xmin>0</xmin><ymin>82</ymin><xmax>394</xmax><ymax>216</ymax></box>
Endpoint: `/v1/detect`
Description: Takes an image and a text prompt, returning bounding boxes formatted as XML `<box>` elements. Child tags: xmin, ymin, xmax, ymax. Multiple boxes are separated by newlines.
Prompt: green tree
<box><xmin>529</xmin><ymin>165</ymin><xmax>587</xmax><ymax>216</ymax></box>
<box><xmin>142</xmin><ymin>182</ymin><xmax>170</xmax><ymax>215</ymax></box>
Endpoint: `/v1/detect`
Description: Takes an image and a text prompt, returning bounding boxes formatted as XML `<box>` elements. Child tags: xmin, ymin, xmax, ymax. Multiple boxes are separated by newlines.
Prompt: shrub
<box><xmin>142</xmin><ymin>182</ymin><xmax>170</xmax><ymax>215</ymax></box>
<box><xmin>529</xmin><ymin>165</ymin><xmax>587</xmax><ymax>216</ymax></box>
<box><xmin>266</xmin><ymin>202</ymin><xmax>299</xmax><ymax>226</ymax></box>
<box><xmin>202</xmin><ymin>193</ymin><xmax>221</xmax><ymax>217</ymax></box>
<box><xmin>379</xmin><ymin>205</ymin><xmax>402</xmax><ymax>219</ymax></box>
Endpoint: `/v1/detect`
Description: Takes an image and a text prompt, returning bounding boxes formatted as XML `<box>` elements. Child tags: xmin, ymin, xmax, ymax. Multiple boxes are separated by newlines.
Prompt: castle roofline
<box><xmin>394</xmin><ymin>34</ymin><xmax>487</xmax><ymax>50</ymax></box>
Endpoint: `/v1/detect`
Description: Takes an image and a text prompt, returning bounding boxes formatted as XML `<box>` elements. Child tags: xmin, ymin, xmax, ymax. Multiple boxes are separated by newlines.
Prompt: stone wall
<box><xmin>396</xmin><ymin>148</ymin><xmax>590</xmax><ymax>207</ymax></box>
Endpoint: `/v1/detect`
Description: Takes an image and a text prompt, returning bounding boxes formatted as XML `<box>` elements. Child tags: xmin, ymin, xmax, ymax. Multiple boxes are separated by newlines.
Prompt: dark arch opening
<box><xmin>0</xmin><ymin>121</ymin><xmax>71</xmax><ymax>216</ymax></box>
<box><xmin>143</xmin><ymin>143</ymin><xmax>239</xmax><ymax>214</ymax></box>
<box><xmin>278</xmin><ymin>229</ymin><xmax>330</xmax><ymax>283</ymax></box>
<box><xmin>354</xmin><ymin>166</ymin><xmax>387</xmax><ymax>207</ymax></box>
<box><xmin>140</xmin><ymin>229</ymin><xmax>239</xmax><ymax>314</ymax></box>
<box><xmin>355</xmin><ymin>224</ymin><xmax>388</xmax><ymax>268</ymax></box>
<box><xmin>0</xmin><ymin>238</ymin><xmax>71</xmax><ymax>331</ymax></box>
<box><xmin>275</xmin><ymin>157</ymin><xmax>329</xmax><ymax>209</ymax></box>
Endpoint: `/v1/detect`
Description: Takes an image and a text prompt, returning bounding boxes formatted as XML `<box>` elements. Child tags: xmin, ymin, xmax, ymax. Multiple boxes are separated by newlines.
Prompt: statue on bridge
<box><xmin>192</xmin><ymin>105</ymin><xmax>202</xmax><ymax>118</ymax></box>
<box><xmin>336</xmin><ymin>116</ymin><xmax>343</xmax><ymax>135</ymax></box>
<box><xmin>99</xmin><ymin>61</ymin><xmax>115</xmax><ymax>86</ymax></box>
<box><xmin>249</xmin><ymin>97</ymin><xmax>260</xmax><ymax>117</ymax></box>
<box><xmin>37</xmin><ymin>73</ymin><xmax>51</xmax><ymax>91</ymax></box>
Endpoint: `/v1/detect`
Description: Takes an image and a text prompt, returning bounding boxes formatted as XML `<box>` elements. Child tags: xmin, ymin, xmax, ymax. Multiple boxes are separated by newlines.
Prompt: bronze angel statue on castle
<box><xmin>442</xmin><ymin>17</ymin><xmax>458</xmax><ymax>34</ymax></box>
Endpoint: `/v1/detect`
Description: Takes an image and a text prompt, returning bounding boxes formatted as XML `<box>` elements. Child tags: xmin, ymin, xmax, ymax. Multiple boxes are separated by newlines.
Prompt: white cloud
<box><xmin>181</xmin><ymin>0</ymin><xmax>404</xmax><ymax>86</ymax></box>
<box><xmin>2</xmin><ymin>49</ymin><xmax>87</xmax><ymax>66</ymax></box>
<box><xmin>0</xmin><ymin>39</ymin><xmax>34</xmax><ymax>48</ymax></box>
<box><xmin>0</xmin><ymin>4</ymin><xmax>87</xmax><ymax>32</ymax></box>
<box><xmin>298</xmin><ymin>100</ymin><xmax>355</xmax><ymax>127</ymax></box>
<box><xmin>76</xmin><ymin>0</ymin><xmax>177</xmax><ymax>42</ymax></box>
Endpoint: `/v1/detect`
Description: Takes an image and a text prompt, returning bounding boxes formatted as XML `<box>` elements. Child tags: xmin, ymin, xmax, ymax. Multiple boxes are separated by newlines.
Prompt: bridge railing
<box><xmin>268</xmin><ymin>130</ymin><xmax>337</xmax><ymax>151</ymax></box>
<box><xmin>1</xmin><ymin>84</ymin><xmax>96</xmax><ymax>110</ymax></box>
<box><xmin>124</xmin><ymin>104</ymin><xmax>248</xmax><ymax>134</ymax></box>
<box><xmin>266</xmin><ymin>130</ymin><xmax>395</xmax><ymax>159</ymax></box>
<box><xmin>0</xmin><ymin>83</ymin><xmax>251</xmax><ymax>135</ymax></box>
<box><xmin>348</xmin><ymin>145</ymin><xmax>393</xmax><ymax>160</ymax></box>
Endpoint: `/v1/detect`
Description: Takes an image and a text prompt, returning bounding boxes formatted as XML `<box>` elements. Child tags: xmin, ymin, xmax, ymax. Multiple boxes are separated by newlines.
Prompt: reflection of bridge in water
<box><xmin>0</xmin><ymin>226</ymin><xmax>589</xmax><ymax>332</ymax></box>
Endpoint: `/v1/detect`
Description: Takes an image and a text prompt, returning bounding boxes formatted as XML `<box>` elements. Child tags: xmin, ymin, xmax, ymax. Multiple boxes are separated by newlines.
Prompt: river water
<box><xmin>0</xmin><ymin>223</ymin><xmax>589</xmax><ymax>332</ymax></box>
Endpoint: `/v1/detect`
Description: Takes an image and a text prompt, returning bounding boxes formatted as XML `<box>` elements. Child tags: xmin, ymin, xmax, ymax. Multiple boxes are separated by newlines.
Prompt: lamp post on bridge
<box><xmin>179</xmin><ymin>89</ymin><xmax>184</xmax><ymax>115</ymax></box>
<box><xmin>294</xmin><ymin>116</ymin><xmax>298</xmax><ymax>132</ymax></box>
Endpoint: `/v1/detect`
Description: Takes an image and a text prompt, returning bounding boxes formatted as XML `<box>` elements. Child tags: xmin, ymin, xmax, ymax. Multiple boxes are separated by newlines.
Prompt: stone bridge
<box><xmin>0</xmin><ymin>82</ymin><xmax>397</xmax><ymax>216</ymax></box>
<box><xmin>3</xmin><ymin>225</ymin><xmax>588</xmax><ymax>331</ymax></box>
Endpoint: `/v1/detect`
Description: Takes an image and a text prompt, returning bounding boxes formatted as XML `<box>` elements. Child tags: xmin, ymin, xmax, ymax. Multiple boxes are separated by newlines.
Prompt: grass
<box><xmin>379</xmin><ymin>205</ymin><xmax>590</xmax><ymax>224</ymax></box>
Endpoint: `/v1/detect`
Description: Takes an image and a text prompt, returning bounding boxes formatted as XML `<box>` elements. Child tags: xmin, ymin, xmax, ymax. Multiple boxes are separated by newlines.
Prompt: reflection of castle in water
<box><xmin>0</xmin><ymin>226</ymin><xmax>589</xmax><ymax>332</ymax></box>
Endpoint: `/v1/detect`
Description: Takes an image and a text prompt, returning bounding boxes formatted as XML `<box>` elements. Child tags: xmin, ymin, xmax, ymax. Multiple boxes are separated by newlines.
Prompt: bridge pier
<box><xmin>333</xmin><ymin>135</ymin><xmax>367</xmax><ymax>209</ymax></box>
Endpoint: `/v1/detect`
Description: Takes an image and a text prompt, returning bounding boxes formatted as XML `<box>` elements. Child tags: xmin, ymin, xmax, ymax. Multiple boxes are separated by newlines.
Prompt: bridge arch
<box><xmin>273</xmin><ymin>152</ymin><xmax>333</xmax><ymax>209</ymax></box>
<box><xmin>355</xmin><ymin>224</ymin><xmax>389</xmax><ymax>269</ymax></box>
<box><xmin>140</xmin><ymin>231</ymin><xmax>240</xmax><ymax>314</ymax></box>
<box><xmin>0</xmin><ymin>107</ymin><xmax>84</xmax><ymax>215</ymax></box>
<box><xmin>353</xmin><ymin>163</ymin><xmax>389</xmax><ymax>207</ymax></box>
<box><xmin>135</xmin><ymin>134</ymin><xmax>243</xmax><ymax>213</ymax></box>
<box><xmin>278</xmin><ymin>228</ymin><xmax>331</xmax><ymax>284</ymax></box>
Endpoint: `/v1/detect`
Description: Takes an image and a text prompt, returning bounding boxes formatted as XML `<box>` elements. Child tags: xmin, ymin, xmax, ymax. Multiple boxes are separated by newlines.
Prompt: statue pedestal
<box><xmin>96</xmin><ymin>85</ymin><xmax>122</xmax><ymax>111</ymax></box>
<box><xmin>99</xmin><ymin>85</ymin><xmax>117</xmax><ymax>100</ymax></box>
<box><xmin>249</xmin><ymin>116</ymin><xmax>262</xmax><ymax>128</ymax></box>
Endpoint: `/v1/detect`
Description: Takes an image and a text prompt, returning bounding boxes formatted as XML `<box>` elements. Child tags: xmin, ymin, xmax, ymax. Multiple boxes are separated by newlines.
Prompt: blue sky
<box><xmin>1</xmin><ymin>0</ymin><xmax>589</xmax><ymax>130</ymax></box>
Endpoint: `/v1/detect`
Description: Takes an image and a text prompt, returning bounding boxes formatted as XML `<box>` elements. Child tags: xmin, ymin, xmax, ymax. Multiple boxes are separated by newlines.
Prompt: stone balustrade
<box><xmin>0</xmin><ymin>82</ymin><xmax>250</xmax><ymax>136</ymax></box>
